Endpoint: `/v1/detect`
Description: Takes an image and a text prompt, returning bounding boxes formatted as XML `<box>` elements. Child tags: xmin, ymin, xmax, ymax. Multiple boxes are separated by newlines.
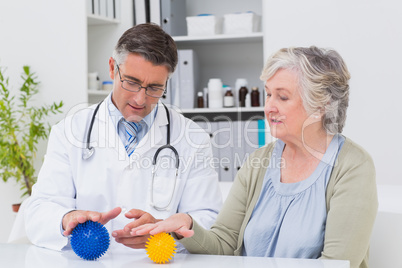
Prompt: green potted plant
<box><xmin>0</xmin><ymin>65</ymin><xmax>63</xmax><ymax>211</ymax></box>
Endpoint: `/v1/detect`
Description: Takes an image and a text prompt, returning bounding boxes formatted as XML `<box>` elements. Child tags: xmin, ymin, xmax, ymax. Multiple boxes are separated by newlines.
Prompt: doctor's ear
<box><xmin>108</xmin><ymin>57</ymin><xmax>115</xmax><ymax>80</ymax></box>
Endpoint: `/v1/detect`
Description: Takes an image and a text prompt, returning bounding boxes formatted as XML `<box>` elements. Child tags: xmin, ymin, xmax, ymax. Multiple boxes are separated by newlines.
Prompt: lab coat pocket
<box><xmin>149</xmin><ymin>153</ymin><xmax>179</xmax><ymax>211</ymax></box>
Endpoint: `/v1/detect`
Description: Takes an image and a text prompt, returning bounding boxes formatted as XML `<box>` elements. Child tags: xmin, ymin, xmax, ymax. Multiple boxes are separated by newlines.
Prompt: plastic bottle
<box><xmin>239</xmin><ymin>85</ymin><xmax>249</xmax><ymax>107</ymax></box>
<box><xmin>88</xmin><ymin>72</ymin><xmax>99</xmax><ymax>90</ymax></box>
<box><xmin>245</xmin><ymin>93</ymin><xmax>251</xmax><ymax>108</ymax></box>
<box><xmin>102</xmin><ymin>81</ymin><xmax>113</xmax><ymax>91</ymax></box>
<box><xmin>203</xmin><ymin>87</ymin><xmax>208</xmax><ymax>108</ymax></box>
<box><xmin>197</xmin><ymin>91</ymin><xmax>204</xmax><ymax>108</ymax></box>
<box><xmin>251</xmin><ymin>87</ymin><xmax>260</xmax><ymax>107</ymax></box>
<box><xmin>208</xmin><ymin>78</ymin><xmax>223</xmax><ymax>108</ymax></box>
<box><xmin>223</xmin><ymin>87</ymin><xmax>234</xmax><ymax>107</ymax></box>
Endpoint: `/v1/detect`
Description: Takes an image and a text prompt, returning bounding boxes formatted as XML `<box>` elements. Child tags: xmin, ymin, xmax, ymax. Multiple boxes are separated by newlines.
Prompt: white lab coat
<box><xmin>24</xmin><ymin>100</ymin><xmax>222</xmax><ymax>251</ymax></box>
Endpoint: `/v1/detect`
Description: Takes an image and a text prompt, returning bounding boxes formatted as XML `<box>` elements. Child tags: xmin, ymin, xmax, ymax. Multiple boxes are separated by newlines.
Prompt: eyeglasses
<box><xmin>115</xmin><ymin>63</ymin><xmax>166</xmax><ymax>98</ymax></box>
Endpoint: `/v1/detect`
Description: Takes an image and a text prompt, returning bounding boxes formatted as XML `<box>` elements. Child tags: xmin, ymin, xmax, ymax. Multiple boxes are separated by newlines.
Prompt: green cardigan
<box><xmin>180</xmin><ymin>137</ymin><xmax>378</xmax><ymax>268</ymax></box>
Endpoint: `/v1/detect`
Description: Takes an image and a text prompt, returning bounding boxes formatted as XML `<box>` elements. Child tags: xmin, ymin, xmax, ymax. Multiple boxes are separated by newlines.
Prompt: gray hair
<box><xmin>112</xmin><ymin>23</ymin><xmax>178</xmax><ymax>75</ymax></box>
<box><xmin>260</xmin><ymin>46</ymin><xmax>350</xmax><ymax>134</ymax></box>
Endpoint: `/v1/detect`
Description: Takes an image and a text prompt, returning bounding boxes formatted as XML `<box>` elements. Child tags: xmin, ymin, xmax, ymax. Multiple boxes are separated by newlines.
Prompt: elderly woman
<box><xmin>132</xmin><ymin>46</ymin><xmax>378</xmax><ymax>268</ymax></box>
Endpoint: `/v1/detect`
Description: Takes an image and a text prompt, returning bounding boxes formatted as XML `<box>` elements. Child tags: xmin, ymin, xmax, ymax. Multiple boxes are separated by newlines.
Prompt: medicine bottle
<box><xmin>245</xmin><ymin>93</ymin><xmax>251</xmax><ymax>108</ymax></box>
<box><xmin>208</xmin><ymin>78</ymin><xmax>223</xmax><ymax>108</ymax></box>
<box><xmin>239</xmin><ymin>86</ymin><xmax>249</xmax><ymax>107</ymax></box>
<box><xmin>88</xmin><ymin>72</ymin><xmax>99</xmax><ymax>90</ymax></box>
<box><xmin>197</xmin><ymin>91</ymin><xmax>204</xmax><ymax>108</ymax></box>
<box><xmin>102</xmin><ymin>81</ymin><xmax>113</xmax><ymax>91</ymax></box>
<box><xmin>251</xmin><ymin>87</ymin><xmax>260</xmax><ymax>107</ymax></box>
<box><xmin>235</xmin><ymin>78</ymin><xmax>248</xmax><ymax>107</ymax></box>
<box><xmin>223</xmin><ymin>87</ymin><xmax>234</xmax><ymax>107</ymax></box>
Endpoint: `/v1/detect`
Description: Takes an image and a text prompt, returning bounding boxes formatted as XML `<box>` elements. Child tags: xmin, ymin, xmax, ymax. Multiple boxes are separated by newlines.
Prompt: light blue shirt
<box><xmin>106</xmin><ymin>93</ymin><xmax>158</xmax><ymax>150</ymax></box>
<box><xmin>243</xmin><ymin>134</ymin><xmax>345</xmax><ymax>258</ymax></box>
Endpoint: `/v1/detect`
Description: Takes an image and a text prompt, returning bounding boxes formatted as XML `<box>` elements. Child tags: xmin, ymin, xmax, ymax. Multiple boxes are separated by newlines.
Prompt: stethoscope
<box><xmin>82</xmin><ymin>101</ymin><xmax>180</xmax><ymax>211</ymax></box>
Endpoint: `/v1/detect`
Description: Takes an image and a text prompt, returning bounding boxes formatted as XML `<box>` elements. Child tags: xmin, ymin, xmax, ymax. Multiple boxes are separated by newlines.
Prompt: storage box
<box><xmin>186</xmin><ymin>15</ymin><xmax>222</xmax><ymax>36</ymax></box>
<box><xmin>223</xmin><ymin>12</ymin><xmax>260</xmax><ymax>34</ymax></box>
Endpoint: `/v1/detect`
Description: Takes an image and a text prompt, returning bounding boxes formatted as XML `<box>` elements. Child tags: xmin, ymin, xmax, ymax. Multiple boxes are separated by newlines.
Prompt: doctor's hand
<box><xmin>130</xmin><ymin>213</ymin><xmax>194</xmax><ymax>239</ymax></box>
<box><xmin>62</xmin><ymin>207</ymin><xmax>122</xmax><ymax>236</ymax></box>
<box><xmin>112</xmin><ymin>209</ymin><xmax>161</xmax><ymax>249</ymax></box>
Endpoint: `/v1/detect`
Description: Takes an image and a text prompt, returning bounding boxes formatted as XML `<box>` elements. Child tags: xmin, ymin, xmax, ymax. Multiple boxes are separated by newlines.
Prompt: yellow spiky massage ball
<box><xmin>146</xmin><ymin>232</ymin><xmax>177</xmax><ymax>264</ymax></box>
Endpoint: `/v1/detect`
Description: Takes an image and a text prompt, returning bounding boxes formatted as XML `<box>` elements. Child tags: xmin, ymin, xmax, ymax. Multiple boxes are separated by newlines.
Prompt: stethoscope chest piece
<box><xmin>82</xmin><ymin>101</ymin><xmax>103</xmax><ymax>160</ymax></box>
<box><xmin>82</xmin><ymin>147</ymin><xmax>95</xmax><ymax>160</ymax></box>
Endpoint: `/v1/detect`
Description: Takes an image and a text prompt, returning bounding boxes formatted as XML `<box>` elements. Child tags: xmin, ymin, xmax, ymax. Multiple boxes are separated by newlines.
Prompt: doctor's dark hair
<box><xmin>260</xmin><ymin>46</ymin><xmax>350</xmax><ymax>134</ymax></box>
<box><xmin>113</xmin><ymin>23</ymin><xmax>178</xmax><ymax>74</ymax></box>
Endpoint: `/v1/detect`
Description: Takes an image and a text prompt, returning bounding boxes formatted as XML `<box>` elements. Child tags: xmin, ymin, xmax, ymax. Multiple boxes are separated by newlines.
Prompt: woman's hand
<box><xmin>130</xmin><ymin>213</ymin><xmax>194</xmax><ymax>239</ymax></box>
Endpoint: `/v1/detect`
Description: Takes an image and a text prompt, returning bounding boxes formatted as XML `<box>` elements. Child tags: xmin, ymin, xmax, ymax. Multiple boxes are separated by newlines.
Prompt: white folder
<box><xmin>160</xmin><ymin>0</ymin><xmax>187</xmax><ymax>36</ymax></box>
<box><xmin>149</xmin><ymin>0</ymin><xmax>161</xmax><ymax>25</ymax></box>
<box><xmin>165</xmin><ymin>67</ymin><xmax>180</xmax><ymax>108</ymax></box>
<box><xmin>233</xmin><ymin>121</ymin><xmax>245</xmax><ymax>174</ymax></box>
<box><xmin>216</xmin><ymin>121</ymin><xmax>234</xmax><ymax>182</ymax></box>
<box><xmin>99</xmin><ymin>0</ymin><xmax>107</xmax><ymax>17</ymax></box>
<box><xmin>86</xmin><ymin>0</ymin><xmax>93</xmax><ymax>15</ymax></box>
<box><xmin>196</xmin><ymin>121</ymin><xmax>220</xmax><ymax>174</ymax></box>
<box><xmin>115</xmin><ymin>0</ymin><xmax>121</xmax><ymax>20</ymax></box>
<box><xmin>106</xmin><ymin>0</ymin><xmax>116</xmax><ymax>19</ymax></box>
<box><xmin>178</xmin><ymin>49</ymin><xmax>198</xmax><ymax>109</ymax></box>
<box><xmin>242</xmin><ymin>120</ymin><xmax>259</xmax><ymax>157</ymax></box>
<box><xmin>93</xmin><ymin>0</ymin><xmax>100</xmax><ymax>15</ymax></box>
<box><xmin>134</xmin><ymin>0</ymin><xmax>146</xmax><ymax>25</ymax></box>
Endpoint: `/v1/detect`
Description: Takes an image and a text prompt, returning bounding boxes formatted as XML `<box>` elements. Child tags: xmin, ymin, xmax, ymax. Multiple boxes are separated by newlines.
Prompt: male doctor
<box><xmin>24</xmin><ymin>23</ymin><xmax>222</xmax><ymax>251</ymax></box>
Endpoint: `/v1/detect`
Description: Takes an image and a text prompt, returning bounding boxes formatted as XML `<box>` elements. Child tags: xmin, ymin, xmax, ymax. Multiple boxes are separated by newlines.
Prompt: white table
<box><xmin>0</xmin><ymin>244</ymin><xmax>349</xmax><ymax>268</ymax></box>
<box><xmin>369</xmin><ymin>185</ymin><xmax>402</xmax><ymax>268</ymax></box>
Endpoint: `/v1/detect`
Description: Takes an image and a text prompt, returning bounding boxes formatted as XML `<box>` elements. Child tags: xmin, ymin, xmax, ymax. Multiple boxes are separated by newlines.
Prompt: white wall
<box><xmin>0</xmin><ymin>0</ymin><xmax>87</xmax><ymax>242</ymax></box>
<box><xmin>263</xmin><ymin>0</ymin><xmax>402</xmax><ymax>185</ymax></box>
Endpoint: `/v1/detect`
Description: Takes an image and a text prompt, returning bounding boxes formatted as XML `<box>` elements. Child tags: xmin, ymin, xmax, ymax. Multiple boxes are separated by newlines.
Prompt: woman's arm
<box><xmin>133</xmin><ymin>170</ymin><xmax>250</xmax><ymax>254</ymax></box>
<box><xmin>321</xmin><ymin>142</ymin><xmax>378</xmax><ymax>268</ymax></box>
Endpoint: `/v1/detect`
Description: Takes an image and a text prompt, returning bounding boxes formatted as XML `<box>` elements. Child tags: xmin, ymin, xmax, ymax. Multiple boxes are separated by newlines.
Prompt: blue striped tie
<box><xmin>120</xmin><ymin>118</ymin><xmax>141</xmax><ymax>156</ymax></box>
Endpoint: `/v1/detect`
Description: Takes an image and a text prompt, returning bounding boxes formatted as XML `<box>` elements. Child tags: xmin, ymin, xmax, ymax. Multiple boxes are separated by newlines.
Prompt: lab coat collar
<box><xmin>133</xmin><ymin>101</ymin><xmax>168</xmax><ymax>156</ymax></box>
<box><xmin>95</xmin><ymin>100</ymin><xmax>168</xmax><ymax>163</ymax></box>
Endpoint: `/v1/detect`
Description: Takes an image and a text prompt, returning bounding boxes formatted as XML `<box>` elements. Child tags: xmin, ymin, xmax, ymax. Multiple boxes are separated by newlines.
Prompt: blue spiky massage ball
<box><xmin>71</xmin><ymin>221</ymin><xmax>110</xmax><ymax>260</ymax></box>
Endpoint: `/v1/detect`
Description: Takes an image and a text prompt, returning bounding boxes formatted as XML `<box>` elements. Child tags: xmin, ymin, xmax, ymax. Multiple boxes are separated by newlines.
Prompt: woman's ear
<box><xmin>314</xmin><ymin>108</ymin><xmax>325</xmax><ymax>119</ymax></box>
